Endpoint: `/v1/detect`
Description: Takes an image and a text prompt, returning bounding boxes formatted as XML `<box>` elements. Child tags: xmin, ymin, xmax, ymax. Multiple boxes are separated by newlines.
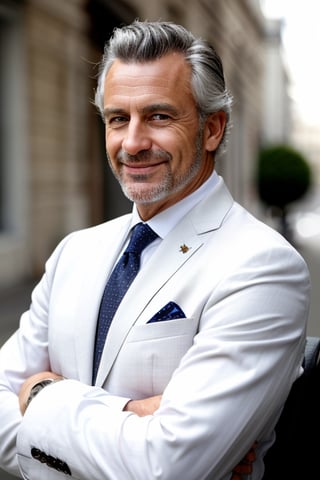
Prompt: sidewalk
<box><xmin>0</xmin><ymin>468</ymin><xmax>16</xmax><ymax>480</ymax></box>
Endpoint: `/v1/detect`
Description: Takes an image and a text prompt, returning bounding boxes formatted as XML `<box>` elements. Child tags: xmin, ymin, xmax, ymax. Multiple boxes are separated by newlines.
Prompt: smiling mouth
<box><xmin>118</xmin><ymin>149</ymin><xmax>171</xmax><ymax>167</ymax></box>
<box><xmin>122</xmin><ymin>161</ymin><xmax>166</xmax><ymax>173</ymax></box>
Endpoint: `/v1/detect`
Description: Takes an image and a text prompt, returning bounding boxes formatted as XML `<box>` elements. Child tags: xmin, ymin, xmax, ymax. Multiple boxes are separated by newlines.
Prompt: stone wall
<box><xmin>0</xmin><ymin>0</ymin><xmax>267</xmax><ymax>284</ymax></box>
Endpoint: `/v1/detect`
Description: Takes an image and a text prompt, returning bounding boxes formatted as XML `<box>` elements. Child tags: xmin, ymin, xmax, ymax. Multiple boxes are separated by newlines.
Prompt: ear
<box><xmin>204</xmin><ymin>111</ymin><xmax>227</xmax><ymax>152</ymax></box>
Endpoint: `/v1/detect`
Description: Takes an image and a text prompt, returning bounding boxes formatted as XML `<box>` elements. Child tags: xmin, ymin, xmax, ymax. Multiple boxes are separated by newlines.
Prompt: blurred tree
<box><xmin>256</xmin><ymin>144</ymin><xmax>312</xmax><ymax>242</ymax></box>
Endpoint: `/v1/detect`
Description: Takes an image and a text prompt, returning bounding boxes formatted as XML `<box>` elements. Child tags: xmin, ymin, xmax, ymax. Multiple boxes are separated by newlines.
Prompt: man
<box><xmin>0</xmin><ymin>21</ymin><xmax>310</xmax><ymax>480</ymax></box>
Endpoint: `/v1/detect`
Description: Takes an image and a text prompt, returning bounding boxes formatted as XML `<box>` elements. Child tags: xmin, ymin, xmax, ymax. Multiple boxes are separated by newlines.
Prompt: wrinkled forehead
<box><xmin>105</xmin><ymin>53</ymin><xmax>191</xmax><ymax>88</ymax></box>
<box><xmin>103</xmin><ymin>54</ymin><xmax>195</xmax><ymax>108</ymax></box>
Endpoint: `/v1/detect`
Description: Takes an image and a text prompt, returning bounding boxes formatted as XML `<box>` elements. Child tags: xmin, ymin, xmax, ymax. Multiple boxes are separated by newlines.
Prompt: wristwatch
<box><xmin>25</xmin><ymin>378</ymin><xmax>59</xmax><ymax>409</ymax></box>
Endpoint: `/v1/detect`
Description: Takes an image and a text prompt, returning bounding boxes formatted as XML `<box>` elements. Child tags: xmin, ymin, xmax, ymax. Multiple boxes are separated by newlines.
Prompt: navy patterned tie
<box><xmin>92</xmin><ymin>223</ymin><xmax>158</xmax><ymax>384</ymax></box>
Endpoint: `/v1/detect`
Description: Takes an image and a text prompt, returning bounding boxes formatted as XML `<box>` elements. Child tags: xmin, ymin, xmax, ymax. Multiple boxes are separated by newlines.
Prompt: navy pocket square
<box><xmin>147</xmin><ymin>302</ymin><xmax>186</xmax><ymax>323</ymax></box>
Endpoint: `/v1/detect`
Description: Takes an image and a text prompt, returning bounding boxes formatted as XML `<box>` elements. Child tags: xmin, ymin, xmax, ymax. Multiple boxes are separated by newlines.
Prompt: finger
<box><xmin>244</xmin><ymin>450</ymin><xmax>256</xmax><ymax>462</ymax></box>
<box><xmin>233</xmin><ymin>464</ymin><xmax>253</xmax><ymax>474</ymax></box>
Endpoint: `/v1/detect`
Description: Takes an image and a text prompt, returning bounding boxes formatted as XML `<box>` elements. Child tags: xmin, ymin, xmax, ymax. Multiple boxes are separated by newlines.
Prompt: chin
<box><xmin>122</xmin><ymin>184</ymin><xmax>168</xmax><ymax>204</ymax></box>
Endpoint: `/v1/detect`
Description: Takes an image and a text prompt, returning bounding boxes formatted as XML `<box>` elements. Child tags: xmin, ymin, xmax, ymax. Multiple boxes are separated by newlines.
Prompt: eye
<box><xmin>149</xmin><ymin>113</ymin><xmax>171</xmax><ymax>123</ymax></box>
<box><xmin>107</xmin><ymin>116</ymin><xmax>128</xmax><ymax>127</ymax></box>
<box><xmin>151</xmin><ymin>113</ymin><xmax>169</xmax><ymax>120</ymax></box>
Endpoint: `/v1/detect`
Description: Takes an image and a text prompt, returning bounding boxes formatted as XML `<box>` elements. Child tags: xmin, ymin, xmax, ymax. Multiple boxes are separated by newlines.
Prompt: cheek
<box><xmin>156</xmin><ymin>128</ymin><xmax>193</xmax><ymax>153</ymax></box>
<box><xmin>105</xmin><ymin>131</ymin><xmax>120</xmax><ymax>157</ymax></box>
<box><xmin>171</xmin><ymin>131</ymin><xmax>199</xmax><ymax>160</ymax></box>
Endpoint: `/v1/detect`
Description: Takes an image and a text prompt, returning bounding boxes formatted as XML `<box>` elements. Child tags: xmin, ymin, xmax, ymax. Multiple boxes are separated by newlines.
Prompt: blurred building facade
<box><xmin>0</xmin><ymin>0</ymin><xmax>283</xmax><ymax>286</ymax></box>
<box><xmin>292</xmin><ymin>115</ymin><xmax>320</xmax><ymax>186</ymax></box>
<box><xmin>261</xmin><ymin>17</ymin><xmax>291</xmax><ymax>145</ymax></box>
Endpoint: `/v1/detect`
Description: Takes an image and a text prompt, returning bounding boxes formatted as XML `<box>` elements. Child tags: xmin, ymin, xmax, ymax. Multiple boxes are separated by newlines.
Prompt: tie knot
<box><xmin>126</xmin><ymin>223</ymin><xmax>158</xmax><ymax>255</ymax></box>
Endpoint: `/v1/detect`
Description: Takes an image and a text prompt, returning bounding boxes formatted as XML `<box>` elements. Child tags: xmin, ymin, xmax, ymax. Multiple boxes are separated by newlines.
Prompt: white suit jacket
<box><xmin>0</xmin><ymin>177</ymin><xmax>310</xmax><ymax>480</ymax></box>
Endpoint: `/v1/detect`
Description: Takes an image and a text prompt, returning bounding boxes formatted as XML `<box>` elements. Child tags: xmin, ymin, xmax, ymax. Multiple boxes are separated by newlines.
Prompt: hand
<box><xmin>124</xmin><ymin>394</ymin><xmax>162</xmax><ymax>416</ymax></box>
<box><xmin>231</xmin><ymin>442</ymin><xmax>257</xmax><ymax>480</ymax></box>
<box><xmin>19</xmin><ymin>371</ymin><xmax>64</xmax><ymax>416</ymax></box>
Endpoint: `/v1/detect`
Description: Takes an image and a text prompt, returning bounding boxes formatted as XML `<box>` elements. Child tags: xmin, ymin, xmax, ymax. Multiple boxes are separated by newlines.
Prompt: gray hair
<box><xmin>94</xmin><ymin>20</ymin><xmax>233</xmax><ymax>153</ymax></box>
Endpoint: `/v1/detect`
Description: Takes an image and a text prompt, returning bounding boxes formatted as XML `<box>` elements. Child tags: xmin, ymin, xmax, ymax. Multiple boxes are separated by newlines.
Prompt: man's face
<box><xmin>103</xmin><ymin>53</ymin><xmax>226</xmax><ymax>219</ymax></box>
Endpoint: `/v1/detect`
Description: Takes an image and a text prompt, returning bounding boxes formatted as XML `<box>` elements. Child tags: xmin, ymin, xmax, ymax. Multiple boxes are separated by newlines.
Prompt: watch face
<box><xmin>26</xmin><ymin>379</ymin><xmax>55</xmax><ymax>408</ymax></box>
<box><xmin>32</xmin><ymin>383</ymin><xmax>48</xmax><ymax>395</ymax></box>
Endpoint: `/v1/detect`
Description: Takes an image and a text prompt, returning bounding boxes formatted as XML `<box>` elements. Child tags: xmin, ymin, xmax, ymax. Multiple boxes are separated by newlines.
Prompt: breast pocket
<box><xmin>105</xmin><ymin>317</ymin><xmax>199</xmax><ymax>398</ymax></box>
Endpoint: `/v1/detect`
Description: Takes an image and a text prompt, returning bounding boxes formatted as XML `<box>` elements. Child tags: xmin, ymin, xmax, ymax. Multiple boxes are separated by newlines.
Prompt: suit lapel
<box><xmin>95</xmin><ymin>177</ymin><xmax>234</xmax><ymax>386</ymax></box>
<box><xmin>95</xmin><ymin>217</ymin><xmax>202</xmax><ymax>386</ymax></box>
<box><xmin>74</xmin><ymin>219</ymin><xmax>132</xmax><ymax>384</ymax></box>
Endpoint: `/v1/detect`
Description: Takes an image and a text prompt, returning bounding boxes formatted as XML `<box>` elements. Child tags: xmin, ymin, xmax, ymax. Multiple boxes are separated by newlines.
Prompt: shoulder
<box><xmin>224</xmin><ymin>202</ymin><xmax>309</xmax><ymax>277</ymax></box>
<box><xmin>47</xmin><ymin>214</ymin><xmax>132</xmax><ymax>262</ymax></box>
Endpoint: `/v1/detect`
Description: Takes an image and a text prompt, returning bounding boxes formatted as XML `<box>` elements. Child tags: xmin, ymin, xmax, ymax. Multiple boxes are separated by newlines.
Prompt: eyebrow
<box><xmin>103</xmin><ymin>107</ymin><xmax>127</xmax><ymax>118</ymax></box>
<box><xmin>141</xmin><ymin>103</ymin><xmax>179</xmax><ymax>116</ymax></box>
<box><xmin>103</xmin><ymin>103</ymin><xmax>180</xmax><ymax>118</ymax></box>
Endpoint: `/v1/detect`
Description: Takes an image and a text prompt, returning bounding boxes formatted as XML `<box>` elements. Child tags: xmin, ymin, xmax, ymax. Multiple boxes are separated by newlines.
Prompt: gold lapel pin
<box><xmin>179</xmin><ymin>244</ymin><xmax>190</xmax><ymax>254</ymax></box>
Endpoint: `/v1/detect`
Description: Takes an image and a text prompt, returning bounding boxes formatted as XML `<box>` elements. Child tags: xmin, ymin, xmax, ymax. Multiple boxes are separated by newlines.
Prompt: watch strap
<box><xmin>25</xmin><ymin>378</ymin><xmax>60</xmax><ymax>409</ymax></box>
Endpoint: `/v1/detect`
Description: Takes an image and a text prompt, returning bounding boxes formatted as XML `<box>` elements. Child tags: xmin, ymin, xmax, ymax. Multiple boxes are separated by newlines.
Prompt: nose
<box><xmin>122</xmin><ymin>119</ymin><xmax>152</xmax><ymax>156</ymax></box>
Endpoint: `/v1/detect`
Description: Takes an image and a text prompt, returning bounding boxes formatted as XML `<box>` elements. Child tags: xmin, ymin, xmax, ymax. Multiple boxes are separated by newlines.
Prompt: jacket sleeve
<box><xmin>0</xmin><ymin>234</ymin><xmax>72</xmax><ymax>477</ymax></box>
<box><xmin>15</xmin><ymin>244</ymin><xmax>310</xmax><ymax>480</ymax></box>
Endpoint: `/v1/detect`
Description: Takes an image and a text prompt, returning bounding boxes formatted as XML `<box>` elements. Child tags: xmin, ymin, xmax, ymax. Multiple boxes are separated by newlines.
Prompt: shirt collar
<box><xmin>131</xmin><ymin>171</ymin><xmax>219</xmax><ymax>239</ymax></box>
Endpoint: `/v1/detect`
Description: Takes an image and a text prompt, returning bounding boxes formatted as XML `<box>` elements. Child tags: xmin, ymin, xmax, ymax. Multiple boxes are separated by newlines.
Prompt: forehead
<box><xmin>103</xmin><ymin>53</ymin><xmax>195</xmax><ymax>108</ymax></box>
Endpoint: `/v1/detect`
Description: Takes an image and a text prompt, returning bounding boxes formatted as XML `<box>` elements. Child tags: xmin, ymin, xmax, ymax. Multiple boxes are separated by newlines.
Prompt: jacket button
<box><xmin>31</xmin><ymin>447</ymin><xmax>40</xmax><ymax>459</ymax></box>
<box><xmin>31</xmin><ymin>447</ymin><xmax>47</xmax><ymax>463</ymax></box>
<box><xmin>46</xmin><ymin>455</ymin><xmax>55</xmax><ymax>467</ymax></box>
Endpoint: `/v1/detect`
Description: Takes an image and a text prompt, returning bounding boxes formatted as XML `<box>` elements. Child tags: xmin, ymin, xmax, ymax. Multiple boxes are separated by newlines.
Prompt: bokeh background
<box><xmin>1</xmin><ymin>1</ymin><xmax>319</xmax><ymax>477</ymax></box>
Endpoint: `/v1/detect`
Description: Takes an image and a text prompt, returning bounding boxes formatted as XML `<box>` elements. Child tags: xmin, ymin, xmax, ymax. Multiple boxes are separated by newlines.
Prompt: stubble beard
<box><xmin>107</xmin><ymin>125</ymin><xmax>205</xmax><ymax>205</ymax></box>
